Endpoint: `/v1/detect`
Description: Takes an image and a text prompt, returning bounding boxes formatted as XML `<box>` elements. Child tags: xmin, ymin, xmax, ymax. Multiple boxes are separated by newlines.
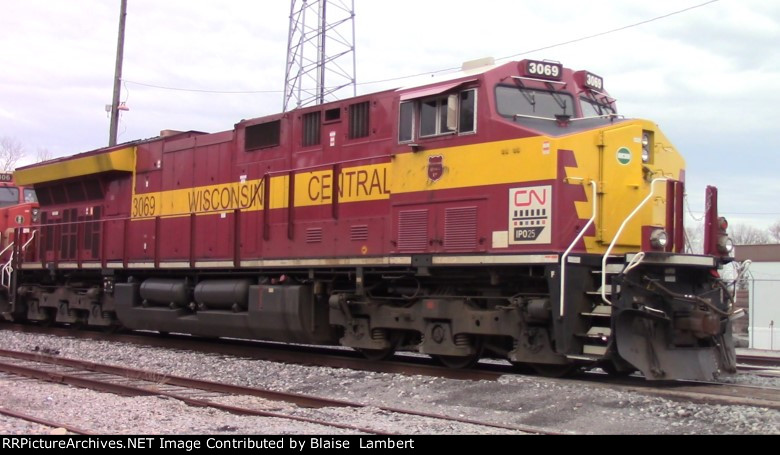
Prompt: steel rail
<box><xmin>0</xmin><ymin>407</ymin><xmax>94</xmax><ymax>435</ymax></box>
<box><xmin>0</xmin><ymin>348</ymin><xmax>558</xmax><ymax>434</ymax></box>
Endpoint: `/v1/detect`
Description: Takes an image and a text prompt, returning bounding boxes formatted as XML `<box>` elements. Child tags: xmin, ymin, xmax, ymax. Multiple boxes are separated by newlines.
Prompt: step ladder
<box><xmin>574</xmin><ymin>261</ymin><xmax>622</xmax><ymax>358</ymax></box>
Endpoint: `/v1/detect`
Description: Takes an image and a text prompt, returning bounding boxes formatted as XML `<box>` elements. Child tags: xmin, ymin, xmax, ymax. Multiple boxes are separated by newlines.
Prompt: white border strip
<box><xmin>242</xmin><ymin>256</ymin><xmax>413</xmax><ymax>267</ymax></box>
<box><xmin>625</xmin><ymin>254</ymin><xmax>715</xmax><ymax>267</ymax></box>
<box><xmin>159</xmin><ymin>262</ymin><xmax>194</xmax><ymax>269</ymax></box>
<box><xmin>432</xmin><ymin>254</ymin><xmax>559</xmax><ymax>265</ymax></box>
<box><xmin>20</xmin><ymin>254</ymin><xmax>564</xmax><ymax>270</ymax></box>
<box><xmin>194</xmin><ymin>261</ymin><xmax>235</xmax><ymax>268</ymax></box>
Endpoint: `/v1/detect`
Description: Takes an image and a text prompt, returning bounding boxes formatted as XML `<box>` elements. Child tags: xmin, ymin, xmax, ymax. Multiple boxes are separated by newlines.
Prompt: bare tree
<box><xmin>0</xmin><ymin>136</ymin><xmax>26</xmax><ymax>171</ymax></box>
<box><xmin>36</xmin><ymin>147</ymin><xmax>53</xmax><ymax>163</ymax></box>
<box><xmin>768</xmin><ymin>220</ymin><xmax>780</xmax><ymax>244</ymax></box>
<box><xmin>729</xmin><ymin>223</ymin><xmax>770</xmax><ymax>245</ymax></box>
<box><xmin>685</xmin><ymin>222</ymin><xmax>703</xmax><ymax>254</ymax></box>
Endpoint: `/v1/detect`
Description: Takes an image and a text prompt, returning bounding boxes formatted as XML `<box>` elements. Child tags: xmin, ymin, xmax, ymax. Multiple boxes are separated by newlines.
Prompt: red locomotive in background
<box><xmin>3</xmin><ymin>58</ymin><xmax>738</xmax><ymax>380</ymax></box>
<box><xmin>0</xmin><ymin>173</ymin><xmax>38</xmax><ymax>260</ymax></box>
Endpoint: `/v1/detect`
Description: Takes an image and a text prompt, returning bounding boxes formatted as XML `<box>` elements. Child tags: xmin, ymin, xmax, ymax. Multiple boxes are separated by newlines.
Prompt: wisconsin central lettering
<box><xmin>131</xmin><ymin>164</ymin><xmax>389</xmax><ymax>220</ymax></box>
<box><xmin>187</xmin><ymin>182</ymin><xmax>264</xmax><ymax>212</ymax></box>
<box><xmin>304</xmin><ymin>166</ymin><xmax>390</xmax><ymax>204</ymax></box>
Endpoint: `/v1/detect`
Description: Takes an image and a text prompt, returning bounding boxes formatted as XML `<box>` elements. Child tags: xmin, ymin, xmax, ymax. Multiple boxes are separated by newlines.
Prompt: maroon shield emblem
<box><xmin>427</xmin><ymin>155</ymin><xmax>443</xmax><ymax>182</ymax></box>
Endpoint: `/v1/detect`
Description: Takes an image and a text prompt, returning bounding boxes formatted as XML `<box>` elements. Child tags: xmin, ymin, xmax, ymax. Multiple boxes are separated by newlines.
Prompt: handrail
<box><xmin>0</xmin><ymin>242</ymin><xmax>15</xmax><ymax>289</ymax></box>
<box><xmin>0</xmin><ymin>242</ymin><xmax>14</xmax><ymax>259</ymax></box>
<box><xmin>559</xmin><ymin>179</ymin><xmax>597</xmax><ymax>318</ymax></box>
<box><xmin>22</xmin><ymin>229</ymin><xmax>36</xmax><ymax>252</ymax></box>
<box><xmin>1</xmin><ymin>246</ymin><xmax>15</xmax><ymax>289</ymax></box>
<box><xmin>601</xmin><ymin>178</ymin><xmax>668</xmax><ymax>305</ymax></box>
<box><xmin>2</xmin><ymin>230</ymin><xmax>37</xmax><ymax>289</ymax></box>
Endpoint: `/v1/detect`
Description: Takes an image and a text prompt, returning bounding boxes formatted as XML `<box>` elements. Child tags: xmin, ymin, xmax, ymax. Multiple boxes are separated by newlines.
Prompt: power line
<box><xmin>122</xmin><ymin>79</ymin><xmax>280</xmax><ymax>94</ymax></box>
<box><xmin>122</xmin><ymin>0</ymin><xmax>721</xmax><ymax>95</ymax></box>
<box><xmin>688</xmin><ymin>211</ymin><xmax>780</xmax><ymax>216</ymax></box>
<box><xmin>495</xmin><ymin>0</ymin><xmax>721</xmax><ymax>62</ymax></box>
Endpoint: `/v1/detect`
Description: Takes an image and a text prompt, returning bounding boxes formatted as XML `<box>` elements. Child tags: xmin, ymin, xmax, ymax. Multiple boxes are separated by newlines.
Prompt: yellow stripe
<box><xmin>16</xmin><ymin>147</ymin><xmax>136</xmax><ymax>185</ymax></box>
<box><xmin>131</xmin><ymin>176</ymin><xmax>289</xmax><ymax>219</ymax></box>
<box><xmin>131</xmin><ymin>137</ymin><xmax>562</xmax><ymax>219</ymax></box>
<box><xmin>391</xmin><ymin>137</ymin><xmax>557</xmax><ymax>193</ymax></box>
<box><xmin>294</xmin><ymin>163</ymin><xmax>391</xmax><ymax>208</ymax></box>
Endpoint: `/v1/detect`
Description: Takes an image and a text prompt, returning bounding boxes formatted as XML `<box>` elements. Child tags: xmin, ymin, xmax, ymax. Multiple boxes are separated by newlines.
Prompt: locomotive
<box><xmin>4</xmin><ymin>58</ymin><xmax>738</xmax><ymax>380</ymax></box>
<box><xmin>0</xmin><ymin>173</ymin><xmax>39</xmax><ymax>265</ymax></box>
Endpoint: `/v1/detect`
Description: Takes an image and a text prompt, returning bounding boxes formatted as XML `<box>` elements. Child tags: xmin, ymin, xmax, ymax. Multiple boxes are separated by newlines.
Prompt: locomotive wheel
<box><xmin>509</xmin><ymin>361</ymin><xmax>536</xmax><ymax>374</ymax></box>
<box><xmin>357</xmin><ymin>347</ymin><xmax>396</xmax><ymax>362</ymax></box>
<box><xmin>601</xmin><ymin>361</ymin><xmax>636</xmax><ymax>377</ymax></box>
<box><xmin>530</xmin><ymin>363</ymin><xmax>578</xmax><ymax>378</ymax></box>
<box><xmin>432</xmin><ymin>338</ymin><xmax>484</xmax><ymax>369</ymax></box>
<box><xmin>433</xmin><ymin>353</ymin><xmax>481</xmax><ymax>369</ymax></box>
<box><xmin>356</xmin><ymin>331</ymin><xmax>404</xmax><ymax>361</ymax></box>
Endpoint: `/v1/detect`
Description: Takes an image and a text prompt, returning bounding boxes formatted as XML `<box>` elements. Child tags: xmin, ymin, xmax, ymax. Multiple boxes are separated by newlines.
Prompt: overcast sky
<box><xmin>1</xmin><ymin>0</ymin><xmax>778</xmax><ymax>229</ymax></box>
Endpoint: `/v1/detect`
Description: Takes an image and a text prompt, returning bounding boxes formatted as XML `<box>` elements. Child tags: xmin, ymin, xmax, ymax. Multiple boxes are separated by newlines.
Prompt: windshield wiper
<box><xmin>545</xmin><ymin>82</ymin><xmax>568</xmax><ymax>115</ymax></box>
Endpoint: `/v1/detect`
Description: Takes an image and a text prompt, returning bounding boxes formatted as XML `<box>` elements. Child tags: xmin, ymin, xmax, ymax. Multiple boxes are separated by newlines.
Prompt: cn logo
<box><xmin>508</xmin><ymin>185</ymin><xmax>552</xmax><ymax>245</ymax></box>
<box><xmin>514</xmin><ymin>188</ymin><xmax>547</xmax><ymax>207</ymax></box>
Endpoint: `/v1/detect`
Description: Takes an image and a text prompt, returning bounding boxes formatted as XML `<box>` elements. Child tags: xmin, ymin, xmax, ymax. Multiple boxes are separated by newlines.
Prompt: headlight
<box><xmin>717</xmin><ymin>235</ymin><xmax>734</xmax><ymax>255</ymax></box>
<box><xmin>716</xmin><ymin>217</ymin><xmax>732</xmax><ymax>256</ymax></box>
<box><xmin>32</xmin><ymin>208</ymin><xmax>40</xmax><ymax>223</ymax></box>
<box><xmin>641</xmin><ymin>132</ymin><xmax>652</xmax><ymax>163</ymax></box>
<box><xmin>650</xmin><ymin>229</ymin><xmax>668</xmax><ymax>250</ymax></box>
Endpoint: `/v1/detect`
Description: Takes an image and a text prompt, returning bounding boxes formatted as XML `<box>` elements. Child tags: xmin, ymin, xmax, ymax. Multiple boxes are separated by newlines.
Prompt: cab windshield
<box><xmin>496</xmin><ymin>85</ymin><xmax>574</xmax><ymax>119</ymax></box>
<box><xmin>0</xmin><ymin>187</ymin><xmax>19</xmax><ymax>207</ymax></box>
<box><xmin>580</xmin><ymin>97</ymin><xmax>616</xmax><ymax>117</ymax></box>
<box><xmin>24</xmin><ymin>188</ymin><xmax>37</xmax><ymax>203</ymax></box>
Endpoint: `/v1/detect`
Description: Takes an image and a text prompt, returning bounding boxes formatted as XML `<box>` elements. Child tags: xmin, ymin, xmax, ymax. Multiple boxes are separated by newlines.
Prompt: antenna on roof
<box><xmin>283</xmin><ymin>0</ymin><xmax>357</xmax><ymax>112</ymax></box>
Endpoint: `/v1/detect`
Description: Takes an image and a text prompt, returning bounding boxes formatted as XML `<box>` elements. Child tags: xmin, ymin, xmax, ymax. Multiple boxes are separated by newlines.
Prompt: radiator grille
<box><xmin>351</xmin><ymin>224</ymin><xmax>369</xmax><ymax>241</ymax></box>
<box><xmin>397</xmin><ymin>210</ymin><xmax>428</xmax><ymax>251</ymax></box>
<box><xmin>306</xmin><ymin>227</ymin><xmax>323</xmax><ymax>244</ymax></box>
<box><xmin>444</xmin><ymin>206</ymin><xmax>477</xmax><ymax>250</ymax></box>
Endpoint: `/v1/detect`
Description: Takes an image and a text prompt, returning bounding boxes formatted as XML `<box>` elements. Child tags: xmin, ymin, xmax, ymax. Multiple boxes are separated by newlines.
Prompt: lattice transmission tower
<box><xmin>283</xmin><ymin>0</ymin><xmax>357</xmax><ymax>112</ymax></box>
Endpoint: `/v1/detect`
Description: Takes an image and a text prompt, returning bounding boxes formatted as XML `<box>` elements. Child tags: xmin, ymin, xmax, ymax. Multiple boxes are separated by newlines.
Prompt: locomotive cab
<box><xmin>0</xmin><ymin>173</ymin><xmax>38</xmax><ymax>255</ymax></box>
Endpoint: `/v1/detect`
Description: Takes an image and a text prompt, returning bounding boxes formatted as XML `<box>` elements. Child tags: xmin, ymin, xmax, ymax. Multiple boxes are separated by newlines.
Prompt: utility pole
<box><xmin>109</xmin><ymin>0</ymin><xmax>128</xmax><ymax>147</ymax></box>
<box><xmin>283</xmin><ymin>0</ymin><xmax>356</xmax><ymax>112</ymax></box>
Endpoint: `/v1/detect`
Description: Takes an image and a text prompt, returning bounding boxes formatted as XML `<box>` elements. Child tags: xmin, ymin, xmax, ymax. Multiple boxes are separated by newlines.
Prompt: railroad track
<box><xmin>592</xmin><ymin>375</ymin><xmax>780</xmax><ymax>411</ymax></box>
<box><xmin>0</xmin><ymin>407</ymin><xmax>93</xmax><ymax>435</ymax></box>
<box><xmin>8</xmin><ymin>323</ymin><xmax>778</xmax><ymax>378</ymax></box>
<box><xmin>2</xmin><ymin>323</ymin><xmax>501</xmax><ymax>381</ymax></box>
<box><xmin>737</xmin><ymin>354</ymin><xmax>780</xmax><ymax>368</ymax></box>
<box><xmin>0</xmin><ymin>347</ymin><xmax>559</xmax><ymax>435</ymax></box>
<box><xmin>3</xmin><ymin>323</ymin><xmax>779</xmax><ymax>416</ymax></box>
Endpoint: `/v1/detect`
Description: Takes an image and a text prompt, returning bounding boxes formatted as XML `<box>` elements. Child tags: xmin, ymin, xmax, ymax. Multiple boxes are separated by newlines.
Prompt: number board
<box><xmin>0</xmin><ymin>173</ymin><xmax>13</xmax><ymax>182</ymax></box>
<box><xmin>583</xmin><ymin>72</ymin><xmax>604</xmax><ymax>91</ymax></box>
<box><xmin>523</xmin><ymin>60</ymin><xmax>563</xmax><ymax>81</ymax></box>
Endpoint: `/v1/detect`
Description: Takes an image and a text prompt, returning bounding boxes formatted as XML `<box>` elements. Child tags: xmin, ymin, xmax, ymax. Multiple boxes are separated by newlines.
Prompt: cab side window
<box><xmin>399</xmin><ymin>88</ymin><xmax>477</xmax><ymax>143</ymax></box>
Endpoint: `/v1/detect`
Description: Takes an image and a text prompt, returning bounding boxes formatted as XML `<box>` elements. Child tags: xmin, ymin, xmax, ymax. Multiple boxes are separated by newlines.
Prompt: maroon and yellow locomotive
<box><xmin>6</xmin><ymin>59</ymin><xmax>737</xmax><ymax>380</ymax></box>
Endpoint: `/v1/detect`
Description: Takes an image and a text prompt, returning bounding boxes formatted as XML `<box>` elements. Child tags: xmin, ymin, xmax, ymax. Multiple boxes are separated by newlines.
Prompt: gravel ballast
<box><xmin>0</xmin><ymin>330</ymin><xmax>777</xmax><ymax>435</ymax></box>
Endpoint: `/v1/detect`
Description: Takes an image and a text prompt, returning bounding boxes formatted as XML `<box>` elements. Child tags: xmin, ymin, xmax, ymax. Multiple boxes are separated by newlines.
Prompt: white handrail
<box><xmin>2</xmin><ymin>230</ymin><xmax>36</xmax><ymax>289</ymax></box>
<box><xmin>1</xmin><ymin>255</ymin><xmax>13</xmax><ymax>289</ymax></box>
<box><xmin>0</xmin><ymin>242</ymin><xmax>14</xmax><ymax>259</ymax></box>
<box><xmin>0</xmin><ymin>242</ymin><xmax>14</xmax><ymax>289</ymax></box>
<box><xmin>601</xmin><ymin>178</ymin><xmax>668</xmax><ymax>305</ymax></box>
<box><xmin>559</xmin><ymin>180</ymin><xmax>597</xmax><ymax>317</ymax></box>
<box><xmin>21</xmin><ymin>229</ymin><xmax>36</xmax><ymax>252</ymax></box>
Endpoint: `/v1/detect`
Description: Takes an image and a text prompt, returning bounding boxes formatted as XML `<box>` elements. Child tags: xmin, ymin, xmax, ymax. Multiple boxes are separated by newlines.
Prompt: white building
<box><xmin>735</xmin><ymin>244</ymin><xmax>780</xmax><ymax>350</ymax></box>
